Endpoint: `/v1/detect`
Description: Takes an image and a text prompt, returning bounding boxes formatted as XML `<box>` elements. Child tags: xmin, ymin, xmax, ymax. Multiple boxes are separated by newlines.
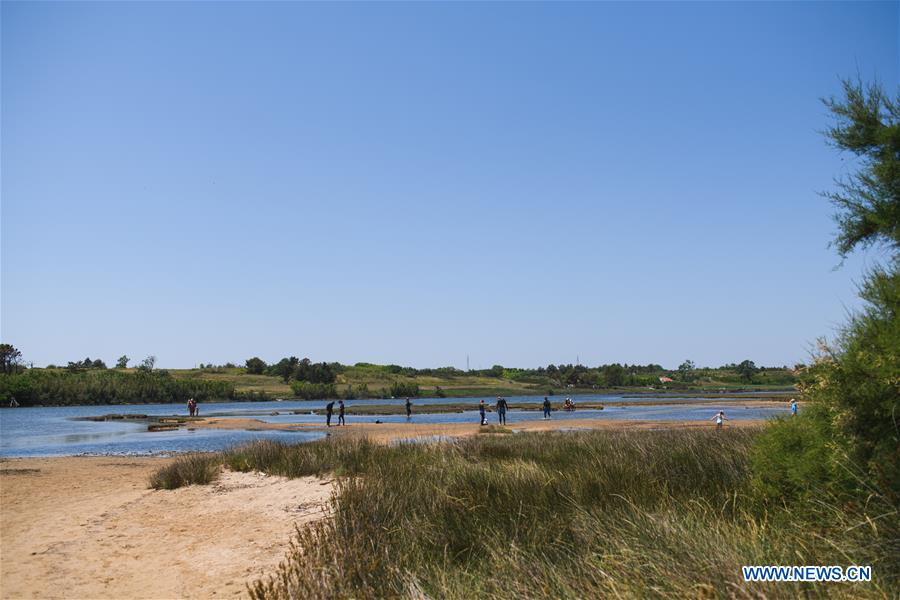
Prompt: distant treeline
<box><xmin>0</xmin><ymin>343</ymin><xmax>797</xmax><ymax>407</ymax></box>
<box><xmin>246</xmin><ymin>356</ymin><xmax>795</xmax><ymax>389</ymax></box>
<box><xmin>289</xmin><ymin>381</ymin><xmax>422</xmax><ymax>400</ymax></box>
<box><xmin>0</xmin><ymin>369</ymin><xmax>266</xmax><ymax>407</ymax></box>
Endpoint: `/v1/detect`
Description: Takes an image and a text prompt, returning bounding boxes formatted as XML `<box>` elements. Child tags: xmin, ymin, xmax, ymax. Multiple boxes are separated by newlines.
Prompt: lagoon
<box><xmin>0</xmin><ymin>395</ymin><xmax>790</xmax><ymax>457</ymax></box>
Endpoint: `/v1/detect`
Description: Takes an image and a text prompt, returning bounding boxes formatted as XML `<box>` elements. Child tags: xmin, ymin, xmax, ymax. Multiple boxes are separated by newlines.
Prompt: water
<box><xmin>0</xmin><ymin>403</ymin><xmax>325</xmax><ymax>457</ymax></box>
<box><xmin>0</xmin><ymin>396</ymin><xmax>790</xmax><ymax>457</ymax></box>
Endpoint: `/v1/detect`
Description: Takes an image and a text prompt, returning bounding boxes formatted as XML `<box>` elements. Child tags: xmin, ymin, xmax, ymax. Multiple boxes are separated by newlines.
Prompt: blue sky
<box><xmin>2</xmin><ymin>2</ymin><xmax>897</xmax><ymax>370</ymax></box>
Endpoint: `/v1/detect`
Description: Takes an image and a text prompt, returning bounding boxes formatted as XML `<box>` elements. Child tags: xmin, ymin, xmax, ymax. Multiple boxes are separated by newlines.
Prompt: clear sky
<box><xmin>2</xmin><ymin>2</ymin><xmax>897</xmax><ymax>370</ymax></box>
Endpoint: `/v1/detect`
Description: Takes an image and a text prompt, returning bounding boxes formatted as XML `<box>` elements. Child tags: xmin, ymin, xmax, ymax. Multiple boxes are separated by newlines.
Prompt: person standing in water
<box><xmin>479</xmin><ymin>399</ymin><xmax>487</xmax><ymax>425</ymax></box>
<box><xmin>338</xmin><ymin>400</ymin><xmax>346</xmax><ymax>426</ymax></box>
<box><xmin>712</xmin><ymin>410</ymin><xmax>727</xmax><ymax>429</ymax></box>
<box><xmin>790</xmin><ymin>399</ymin><xmax>798</xmax><ymax>416</ymax></box>
<box><xmin>405</xmin><ymin>397</ymin><xmax>412</xmax><ymax>421</ymax></box>
<box><xmin>325</xmin><ymin>401</ymin><xmax>335</xmax><ymax>427</ymax></box>
<box><xmin>496</xmin><ymin>396</ymin><xmax>508</xmax><ymax>425</ymax></box>
<box><xmin>542</xmin><ymin>397</ymin><xmax>552</xmax><ymax>419</ymax></box>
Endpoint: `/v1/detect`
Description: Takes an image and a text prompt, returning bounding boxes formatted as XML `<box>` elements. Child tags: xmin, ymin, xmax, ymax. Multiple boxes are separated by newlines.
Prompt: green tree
<box><xmin>116</xmin><ymin>355</ymin><xmax>130</xmax><ymax>369</ymax></box>
<box><xmin>753</xmin><ymin>78</ymin><xmax>900</xmax><ymax>509</ymax></box>
<box><xmin>0</xmin><ymin>344</ymin><xmax>22</xmax><ymax>375</ymax></box>
<box><xmin>600</xmin><ymin>364</ymin><xmax>626</xmax><ymax>387</ymax></box>
<box><xmin>273</xmin><ymin>356</ymin><xmax>300</xmax><ymax>383</ymax></box>
<box><xmin>822</xmin><ymin>78</ymin><xmax>900</xmax><ymax>258</ymax></box>
<box><xmin>735</xmin><ymin>360</ymin><xmax>757</xmax><ymax>383</ymax></box>
<box><xmin>138</xmin><ymin>355</ymin><xmax>156</xmax><ymax>372</ymax></box>
<box><xmin>677</xmin><ymin>359</ymin><xmax>695</xmax><ymax>382</ymax></box>
<box><xmin>245</xmin><ymin>357</ymin><xmax>267</xmax><ymax>375</ymax></box>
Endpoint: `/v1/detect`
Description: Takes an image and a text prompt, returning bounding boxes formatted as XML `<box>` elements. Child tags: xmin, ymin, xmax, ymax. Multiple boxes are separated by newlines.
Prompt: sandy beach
<box><xmin>0</xmin><ymin>456</ymin><xmax>332</xmax><ymax>599</ymax></box>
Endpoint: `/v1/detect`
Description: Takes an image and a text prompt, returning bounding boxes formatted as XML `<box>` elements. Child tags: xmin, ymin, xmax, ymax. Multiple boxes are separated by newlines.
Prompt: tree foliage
<box><xmin>753</xmin><ymin>78</ymin><xmax>900</xmax><ymax>509</ymax></box>
<box><xmin>823</xmin><ymin>78</ymin><xmax>900</xmax><ymax>257</ymax></box>
<box><xmin>677</xmin><ymin>360</ymin><xmax>695</xmax><ymax>382</ymax></box>
<box><xmin>0</xmin><ymin>369</ymin><xmax>258</xmax><ymax>406</ymax></box>
<box><xmin>245</xmin><ymin>357</ymin><xmax>267</xmax><ymax>375</ymax></box>
<box><xmin>0</xmin><ymin>344</ymin><xmax>23</xmax><ymax>375</ymax></box>
<box><xmin>735</xmin><ymin>360</ymin><xmax>758</xmax><ymax>383</ymax></box>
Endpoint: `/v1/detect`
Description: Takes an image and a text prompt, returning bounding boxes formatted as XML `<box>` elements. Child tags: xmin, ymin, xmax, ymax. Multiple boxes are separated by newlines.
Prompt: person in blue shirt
<box><xmin>790</xmin><ymin>399</ymin><xmax>798</xmax><ymax>416</ymax></box>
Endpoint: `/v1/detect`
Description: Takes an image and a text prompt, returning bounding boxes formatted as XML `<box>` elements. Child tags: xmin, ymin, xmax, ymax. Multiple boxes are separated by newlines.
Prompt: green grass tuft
<box><xmin>149</xmin><ymin>453</ymin><xmax>220</xmax><ymax>490</ymax></box>
<box><xmin>477</xmin><ymin>425</ymin><xmax>513</xmax><ymax>434</ymax></box>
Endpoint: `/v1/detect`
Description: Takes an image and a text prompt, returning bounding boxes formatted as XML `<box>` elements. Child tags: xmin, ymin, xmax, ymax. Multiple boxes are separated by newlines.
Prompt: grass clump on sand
<box><xmin>241</xmin><ymin>429</ymin><xmax>896</xmax><ymax>599</ymax></box>
<box><xmin>223</xmin><ymin>437</ymin><xmax>383</xmax><ymax>478</ymax></box>
<box><xmin>148</xmin><ymin>453</ymin><xmax>220</xmax><ymax>490</ymax></box>
<box><xmin>477</xmin><ymin>425</ymin><xmax>513</xmax><ymax>434</ymax></box>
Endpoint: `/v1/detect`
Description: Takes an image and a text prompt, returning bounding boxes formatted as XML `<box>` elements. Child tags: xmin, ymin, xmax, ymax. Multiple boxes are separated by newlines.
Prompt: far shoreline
<box><xmin>1</xmin><ymin>386</ymin><xmax>798</xmax><ymax>409</ymax></box>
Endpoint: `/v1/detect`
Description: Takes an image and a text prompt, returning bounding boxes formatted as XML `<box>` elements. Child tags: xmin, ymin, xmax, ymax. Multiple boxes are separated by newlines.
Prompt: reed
<box><xmin>148</xmin><ymin>453</ymin><xmax>219</xmax><ymax>490</ymax></box>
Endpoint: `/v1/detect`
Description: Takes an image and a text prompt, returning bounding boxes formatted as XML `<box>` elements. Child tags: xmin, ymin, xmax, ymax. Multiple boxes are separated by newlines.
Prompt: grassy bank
<box><xmin>153</xmin><ymin>430</ymin><xmax>896</xmax><ymax>598</ymax></box>
<box><xmin>1</xmin><ymin>364</ymin><xmax>796</xmax><ymax>406</ymax></box>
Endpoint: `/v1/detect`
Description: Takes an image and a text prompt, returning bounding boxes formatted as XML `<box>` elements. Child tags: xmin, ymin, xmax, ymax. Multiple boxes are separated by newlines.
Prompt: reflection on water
<box><xmin>62</xmin><ymin>430</ymin><xmax>133</xmax><ymax>443</ymax></box>
<box><xmin>0</xmin><ymin>395</ymin><xmax>790</xmax><ymax>458</ymax></box>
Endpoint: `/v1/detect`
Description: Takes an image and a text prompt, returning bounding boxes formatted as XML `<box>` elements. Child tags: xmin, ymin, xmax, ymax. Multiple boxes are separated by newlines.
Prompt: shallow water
<box><xmin>0</xmin><ymin>396</ymin><xmax>789</xmax><ymax>457</ymax></box>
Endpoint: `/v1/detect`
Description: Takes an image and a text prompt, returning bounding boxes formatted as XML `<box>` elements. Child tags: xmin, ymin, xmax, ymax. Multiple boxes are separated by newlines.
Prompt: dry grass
<box><xmin>240</xmin><ymin>430</ymin><xmax>897</xmax><ymax>599</ymax></box>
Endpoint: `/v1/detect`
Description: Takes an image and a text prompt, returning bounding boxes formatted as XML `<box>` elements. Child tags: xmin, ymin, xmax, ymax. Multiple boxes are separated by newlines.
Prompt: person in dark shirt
<box><xmin>496</xmin><ymin>396</ymin><xmax>508</xmax><ymax>425</ymax></box>
<box><xmin>479</xmin><ymin>399</ymin><xmax>487</xmax><ymax>425</ymax></box>
<box><xmin>405</xmin><ymin>398</ymin><xmax>412</xmax><ymax>421</ymax></box>
<box><xmin>542</xmin><ymin>397</ymin><xmax>552</xmax><ymax>419</ymax></box>
<box><xmin>325</xmin><ymin>401</ymin><xmax>334</xmax><ymax>427</ymax></box>
<box><xmin>338</xmin><ymin>400</ymin><xmax>345</xmax><ymax>426</ymax></box>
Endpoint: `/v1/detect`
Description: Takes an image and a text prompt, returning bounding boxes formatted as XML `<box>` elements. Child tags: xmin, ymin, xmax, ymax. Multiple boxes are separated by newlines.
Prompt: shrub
<box><xmin>149</xmin><ymin>453</ymin><xmax>220</xmax><ymax>489</ymax></box>
<box><xmin>749</xmin><ymin>404</ymin><xmax>841</xmax><ymax>504</ymax></box>
<box><xmin>389</xmin><ymin>381</ymin><xmax>419</xmax><ymax>397</ymax></box>
<box><xmin>290</xmin><ymin>381</ymin><xmax>338</xmax><ymax>400</ymax></box>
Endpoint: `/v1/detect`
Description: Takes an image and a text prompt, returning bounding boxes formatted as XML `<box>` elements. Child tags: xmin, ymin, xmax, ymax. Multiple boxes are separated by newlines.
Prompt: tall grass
<box><xmin>148</xmin><ymin>453</ymin><xmax>220</xmax><ymax>489</ymax></box>
<box><xmin>223</xmin><ymin>437</ymin><xmax>383</xmax><ymax>478</ymax></box>
<box><xmin>240</xmin><ymin>430</ymin><xmax>896</xmax><ymax>599</ymax></box>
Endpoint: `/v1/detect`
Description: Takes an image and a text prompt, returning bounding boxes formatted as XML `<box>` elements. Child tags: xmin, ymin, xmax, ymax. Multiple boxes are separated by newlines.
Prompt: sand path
<box><xmin>0</xmin><ymin>456</ymin><xmax>332</xmax><ymax>599</ymax></box>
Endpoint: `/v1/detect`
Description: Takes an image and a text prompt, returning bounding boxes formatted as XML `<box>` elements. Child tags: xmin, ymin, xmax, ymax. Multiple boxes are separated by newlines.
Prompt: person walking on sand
<box><xmin>790</xmin><ymin>398</ymin><xmax>798</xmax><ymax>416</ymax></box>
<box><xmin>712</xmin><ymin>410</ymin><xmax>727</xmax><ymax>430</ymax></box>
<box><xmin>325</xmin><ymin>401</ymin><xmax>335</xmax><ymax>427</ymax></box>
<box><xmin>496</xmin><ymin>396</ymin><xmax>508</xmax><ymax>425</ymax></box>
<box><xmin>479</xmin><ymin>399</ymin><xmax>487</xmax><ymax>426</ymax></box>
<box><xmin>338</xmin><ymin>400</ymin><xmax>346</xmax><ymax>426</ymax></box>
<box><xmin>405</xmin><ymin>397</ymin><xmax>412</xmax><ymax>421</ymax></box>
<box><xmin>542</xmin><ymin>397</ymin><xmax>552</xmax><ymax>419</ymax></box>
